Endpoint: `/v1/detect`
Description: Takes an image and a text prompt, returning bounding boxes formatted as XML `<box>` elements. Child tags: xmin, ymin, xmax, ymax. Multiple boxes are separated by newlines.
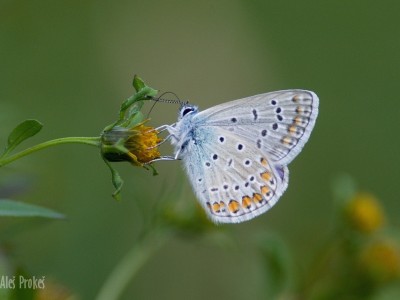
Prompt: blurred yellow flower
<box><xmin>345</xmin><ymin>193</ymin><xmax>385</xmax><ymax>234</ymax></box>
<box><xmin>101</xmin><ymin>121</ymin><xmax>162</xmax><ymax>166</ymax></box>
<box><xmin>34</xmin><ymin>279</ymin><xmax>77</xmax><ymax>300</ymax></box>
<box><xmin>360</xmin><ymin>239</ymin><xmax>400</xmax><ymax>283</ymax></box>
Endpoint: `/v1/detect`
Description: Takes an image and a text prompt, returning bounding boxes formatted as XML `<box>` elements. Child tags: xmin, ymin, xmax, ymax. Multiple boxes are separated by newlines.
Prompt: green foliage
<box><xmin>102</xmin><ymin>159</ymin><xmax>124</xmax><ymax>201</ymax></box>
<box><xmin>0</xmin><ymin>75</ymin><xmax>163</xmax><ymax>299</ymax></box>
<box><xmin>0</xmin><ymin>75</ymin><xmax>160</xmax><ymax>211</ymax></box>
<box><xmin>258</xmin><ymin>234</ymin><xmax>293</xmax><ymax>299</ymax></box>
<box><xmin>101</xmin><ymin>75</ymin><xmax>160</xmax><ymax>200</ymax></box>
<box><xmin>105</xmin><ymin>75</ymin><xmax>158</xmax><ymax>131</ymax></box>
<box><xmin>295</xmin><ymin>176</ymin><xmax>400</xmax><ymax>299</ymax></box>
<box><xmin>1</xmin><ymin>120</ymin><xmax>42</xmax><ymax>159</ymax></box>
<box><xmin>0</xmin><ymin>199</ymin><xmax>64</xmax><ymax>219</ymax></box>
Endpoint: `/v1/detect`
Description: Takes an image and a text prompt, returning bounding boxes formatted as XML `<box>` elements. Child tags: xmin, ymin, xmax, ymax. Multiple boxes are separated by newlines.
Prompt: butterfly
<box><xmin>157</xmin><ymin>90</ymin><xmax>319</xmax><ymax>224</ymax></box>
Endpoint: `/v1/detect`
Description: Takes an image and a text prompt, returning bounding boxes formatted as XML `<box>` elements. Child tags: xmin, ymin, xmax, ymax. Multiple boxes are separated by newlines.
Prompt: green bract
<box><xmin>101</xmin><ymin>75</ymin><xmax>160</xmax><ymax>200</ymax></box>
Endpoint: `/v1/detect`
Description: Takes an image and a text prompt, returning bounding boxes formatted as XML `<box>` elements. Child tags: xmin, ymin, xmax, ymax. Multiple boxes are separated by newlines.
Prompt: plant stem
<box><xmin>0</xmin><ymin>136</ymin><xmax>100</xmax><ymax>167</ymax></box>
<box><xmin>95</xmin><ymin>229</ymin><xmax>170</xmax><ymax>300</ymax></box>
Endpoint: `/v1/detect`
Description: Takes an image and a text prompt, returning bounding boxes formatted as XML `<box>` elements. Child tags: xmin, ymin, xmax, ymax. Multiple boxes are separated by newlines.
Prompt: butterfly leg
<box><xmin>146</xmin><ymin>135</ymin><xmax>172</xmax><ymax>150</ymax></box>
<box><xmin>144</xmin><ymin>155</ymin><xmax>178</xmax><ymax>164</ymax></box>
<box><xmin>154</xmin><ymin>124</ymin><xmax>175</xmax><ymax>133</ymax></box>
<box><xmin>148</xmin><ymin>123</ymin><xmax>181</xmax><ymax>160</ymax></box>
<box><xmin>144</xmin><ymin>126</ymin><xmax>178</xmax><ymax>162</ymax></box>
<box><xmin>146</xmin><ymin>124</ymin><xmax>177</xmax><ymax>150</ymax></box>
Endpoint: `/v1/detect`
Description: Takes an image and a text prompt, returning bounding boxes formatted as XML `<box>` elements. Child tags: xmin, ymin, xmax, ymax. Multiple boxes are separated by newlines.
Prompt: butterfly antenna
<box><xmin>147</xmin><ymin>92</ymin><xmax>188</xmax><ymax>117</ymax></box>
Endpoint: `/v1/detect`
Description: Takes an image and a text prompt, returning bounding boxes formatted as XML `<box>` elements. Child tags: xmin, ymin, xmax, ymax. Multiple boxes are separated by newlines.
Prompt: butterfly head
<box><xmin>178</xmin><ymin>104</ymin><xmax>198</xmax><ymax>120</ymax></box>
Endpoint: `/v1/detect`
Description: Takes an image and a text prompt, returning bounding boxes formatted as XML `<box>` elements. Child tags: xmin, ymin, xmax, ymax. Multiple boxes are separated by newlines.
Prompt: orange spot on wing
<box><xmin>282</xmin><ymin>136</ymin><xmax>290</xmax><ymax>145</ymax></box>
<box><xmin>292</xmin><ymin>95</ymin><xmax>301</xmax><ymax>102</ymax></box>
<box><xmin>260</xmin><ymin>171</ymin><xmax>272</xmax><ymax>181</ymax></box>
<box><xmin>294</xmin><ymin>116</ymin><xmax>307</xmax><ymax>126</ymax></box>
<box><xmin>228</xmin><ymin>200</ymin><xmax>240</xmax><ymax>214</ymax></box>
<box><xmin>295</xmin><ymin>106</ymin><xmax>303</xmax><ymax>113</ymax></box>
<box><xmin>288</xmin><ymin>125</ymin><xmax>297</xmax><ymax>134</ymax></box>
<box><xmin>260</xmin><ymin>157</ymin><xmax>268</xmax><ymax>167</ymax></box>
<box><xmin>282</xmin><ymin>136</ymin><xmax>294</xmax><ymax>146</ymax></box>
<box><xmin>253</xmin><ymin>193</ymin><xmax>263</xmax><ymax>204</ymax></box>
<box><xmin>261</xmin><ymin>186</ymin><xmax>270</xmax><ymax>196</ymax></box>
<box><xmin>242</xmin><ymin>196</ymin><xmax>252</xmax><ymax>209</ymax></box>
<box><xmin>212</xmin><ymin>202</ymin><xmax>221</xmax><ymax>213</ymax></box>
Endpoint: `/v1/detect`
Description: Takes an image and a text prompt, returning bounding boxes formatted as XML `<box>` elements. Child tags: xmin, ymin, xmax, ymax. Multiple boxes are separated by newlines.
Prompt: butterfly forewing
<box><xmin>195</xmin><ymin>90</ymin><xmax>319</xmax><ymax>165</ymax></box>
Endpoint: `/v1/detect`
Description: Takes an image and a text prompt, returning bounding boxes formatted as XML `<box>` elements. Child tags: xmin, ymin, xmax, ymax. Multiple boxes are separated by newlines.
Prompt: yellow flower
<box><xmin>359</xmin><ymin>239</ymin><xmax>400</xmax><ymax>283</ymax></box>
<box><xmin>34</xmin><ymin>279</ymin><xmax>77</xmax><ymax>300</ymax></box>
<box><xmin>101</xmin><ymin>121</ymin><xmax>162</xmax><ymax>166</ymax></box>
<box><xmin>126</xmin><ymin>124</ymin><xmax>162</xmax><ymax>165</ymax></box>
<box><xmin>345</xmin><ymin>192</ymin><xmax>385</xmax><ymax>234</ymax></box>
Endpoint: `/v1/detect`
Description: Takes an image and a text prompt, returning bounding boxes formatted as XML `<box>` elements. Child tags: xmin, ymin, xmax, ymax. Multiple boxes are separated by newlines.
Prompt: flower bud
<box><xmin>345</xmin><ymin>193</ymin><xmax>385</xmax><ymax>234</ymax></box>
<box><xmin>359</xmin><ymin>239</ymin><xmax>400</xmax><ymax>283</ymax></box>
<box><xmin>101</xmin><ymin>122</ymin><xmax>161</xmax><ymax>166</ymax></box>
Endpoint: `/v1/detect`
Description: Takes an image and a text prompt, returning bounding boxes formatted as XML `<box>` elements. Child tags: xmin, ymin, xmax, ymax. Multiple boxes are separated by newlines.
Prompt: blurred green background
<box><xmin>1</xmin><ymin>1</ymin><xmax>399</xmax><ymax>299</ymax></box>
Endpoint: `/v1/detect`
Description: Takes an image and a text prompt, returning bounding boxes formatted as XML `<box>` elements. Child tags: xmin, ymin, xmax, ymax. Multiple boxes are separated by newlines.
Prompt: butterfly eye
<box><xmin>181</xmin><ymin>106</ymin><xmax>195</xmax><ymax>117</ymax></box>
<box><xmin>183</xmin><ymin>108</ymin><xmax>192</xmax><ymax>116</ymax></box>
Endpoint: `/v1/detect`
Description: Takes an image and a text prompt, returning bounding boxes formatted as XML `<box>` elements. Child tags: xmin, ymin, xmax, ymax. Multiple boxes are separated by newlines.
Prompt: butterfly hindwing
<box><xmin>181</xmin><ymin>127</ymin><xmax>288</xmax><ymax>223</ymax></box>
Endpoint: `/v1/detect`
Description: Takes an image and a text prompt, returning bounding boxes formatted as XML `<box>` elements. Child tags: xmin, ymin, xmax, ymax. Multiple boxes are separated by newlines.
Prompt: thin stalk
<box><xmin>95</xmin><ymin>229</ymin><xmax>170</xmax><ymax>300</ymax></box>
<box><xmin>0</xmin><ymin>136</ymin><xmax>100</xmax><ymax>167</ymax></box>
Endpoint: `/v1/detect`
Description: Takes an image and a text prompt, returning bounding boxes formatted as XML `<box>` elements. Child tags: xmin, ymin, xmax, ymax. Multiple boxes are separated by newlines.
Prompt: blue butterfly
<box><xmin>157</xmin><ymin>90</ymin><xmax>319</xmax><ymax>223</ymax></box>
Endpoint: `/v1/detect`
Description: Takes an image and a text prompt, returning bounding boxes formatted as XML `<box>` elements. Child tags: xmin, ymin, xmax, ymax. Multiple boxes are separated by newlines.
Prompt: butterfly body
<box><xmin>166</xmin><ymin>90</ymin><xmax>319</xmax><ymax>224</ymax></box>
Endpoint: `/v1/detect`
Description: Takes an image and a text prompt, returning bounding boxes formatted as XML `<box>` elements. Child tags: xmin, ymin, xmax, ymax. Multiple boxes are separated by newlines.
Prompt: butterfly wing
<box><xmin>195</xmin><ymin>90</ymin><xmax>319</xmax><ymax>165</ymax></box>
<box><xmin>173</xmin><ymin>89</ymin><xmax>318</xmax><ymax>223</ymax></box>
<box><xmin>180</xmin><ymin>126</ymin><xmax>288</xmax><ymax>223</ymax></box>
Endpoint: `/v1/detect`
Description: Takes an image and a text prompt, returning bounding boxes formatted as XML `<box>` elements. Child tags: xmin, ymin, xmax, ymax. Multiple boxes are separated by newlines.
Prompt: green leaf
<box><xmin>125</xmin><ymin>107</ymin><xmax>144</xmax><ymax>128</ymax></box>
<box><xmin>120</xmin><ymin>76</ymin><xmax>158</xmax><ymax>117</ymax></box>
<box><xmin>2</xmin><ymin>119</ymin><xmax>43</xmax><ymax>157</ymax></box>
<box><xmin>103</xmin><ymin>76</ymin><xmax>158</xmax><ymax>131</ymax></box>
<box><xmin>103</xmin><ymin>159</ymin><xmax>123</xmax><ymax>201</ymax></box>
<box><xmin>120</xmin><ymin>87</ymin><xmax>158</xmax><ymax>115</ymax></box>
<box><xmin>0</xmin><ymin>199</ymin><xmax>64</xmax><ymax>219</ymax></box>
<box><xmin>132</xmin><ymin>75</ymin><xmax>146</xmax><ymax>92</ymax></box>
